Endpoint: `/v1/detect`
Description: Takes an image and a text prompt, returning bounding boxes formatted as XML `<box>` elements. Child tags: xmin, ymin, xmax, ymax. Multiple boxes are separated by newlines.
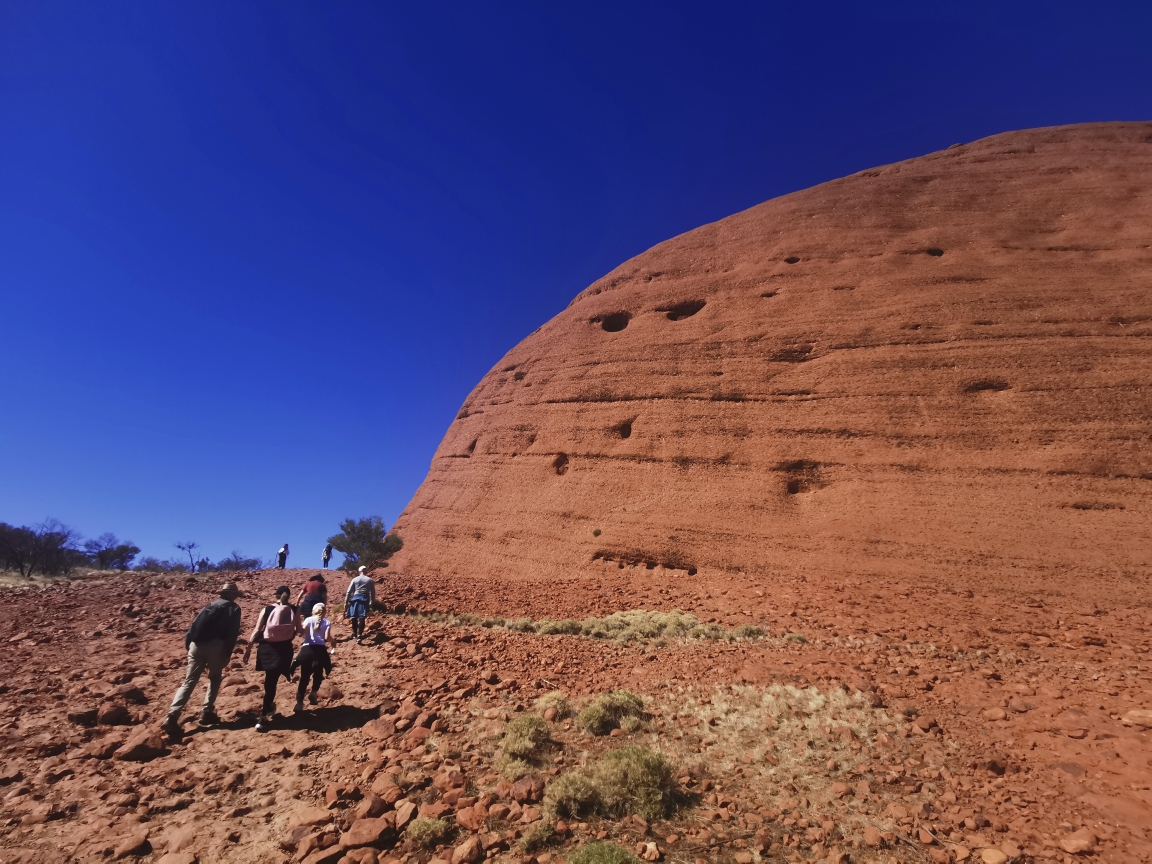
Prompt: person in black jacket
<box><xmin>162</xmin><ymin>581</ymin><xmax>244</xmax><ymax>738</ymax></box>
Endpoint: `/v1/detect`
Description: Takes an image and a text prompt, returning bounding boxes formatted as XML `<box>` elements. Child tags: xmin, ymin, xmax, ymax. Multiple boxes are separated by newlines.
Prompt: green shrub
<box><xmin>502</xmin><ymin>714</ymin><xmax>549</xmax><ymax>760</ymax></box>
<box><xmin>567</xmin><ymin>842</ymin><xmax>641</xmax><ymax>864</ymax></box>
<box><xmin>507</xmin><ymin>618</ymin><xmax>537</xmax><ymax>633</ymax></box>
<box><xmin>544</xmin><ymin>771</ymin><xmax>599</xmax><ymax>818</ymax></box>
<box><xmin>406</xmin><ymin>817</ymin><xmax>451</xmax><ymax>848</ymax></box>
<box><xmin>590</xmin><ymin>746</ymin><xmax>673</xmax><ymax>820</ymax></box>
<box><xmin>535</xmin><ymin>690</ymin><xmax>571</xmax><ymax>718</ymax></box>
<box><xmin>578</xmin><ymin>690</ymin><xmax>645</xmax><ymax>735</ymax></box>
<box><xmin>733</xmin><ymin>624</ymin><xmax>764</xmax><ymax>639</ymax></box>
<box><xmin>481</xmin><ymin>617</ymin><xmax>504</xmax><ymax>628</ymax></box>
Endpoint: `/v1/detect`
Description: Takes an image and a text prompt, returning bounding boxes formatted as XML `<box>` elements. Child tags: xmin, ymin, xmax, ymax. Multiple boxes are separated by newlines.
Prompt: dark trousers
<box><xmin>296</xmin><ymin>658</ymin><xmax>324</xmax><ymax>702</ymax></box>
<box><xmin>350</xmin><ymin>616</ymin><xmax>365</xmax><ymax>638</ymax></box>
<box><xmin>261</xmin><ymin>669</ymin><xmax>281</xmax><ymax>715</ymax></box>
<box><xmin>277</xmin><ymin>554</ymin><xmax>286</xmax><ymax>569</ymax></box>
<box><xmin>322</xmin><ymin>558</ymin><xmax>329</xmax><ymax>569</ymax></box>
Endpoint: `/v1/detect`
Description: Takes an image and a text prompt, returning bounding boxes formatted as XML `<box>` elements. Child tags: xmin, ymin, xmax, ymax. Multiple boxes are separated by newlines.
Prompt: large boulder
<box><xmin>389</xmin><ymin>122</ymin><xmax>1152</xmax><ymax>589</ymax></box>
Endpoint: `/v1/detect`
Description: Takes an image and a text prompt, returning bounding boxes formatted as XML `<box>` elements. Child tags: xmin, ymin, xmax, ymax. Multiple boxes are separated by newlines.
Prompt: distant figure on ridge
<box><xmin>295</xmin><ymin>572</ymin><xmax>327</xmax><ymax>618</ymax></box>
<box><xmin>162</xmin><ymin>581</ymin><xmax>244</xmax><ymax>738</ymax></box>
<box><xmin>291</xmin><ymin>601</ymin><xmax>336</xmax><ymax>713</ymax></box>
<box><xmin>344</xmin><ymin>565</ymin><xmax>376</xmax><ymax>643</ymax></box>
<box><xmin>322</xmin><ymin>542</ymin><xmax>332</xmax><ymax>569</ymax></box>
<box><xmin>244</xmin><ymin>585</ymin><xmax>302</xmax><ymax>732</ymax></box>
<box><xmin>277</xmin><ymin>543</ymin><xmax>289</xmax><ymax>569</ymax></box>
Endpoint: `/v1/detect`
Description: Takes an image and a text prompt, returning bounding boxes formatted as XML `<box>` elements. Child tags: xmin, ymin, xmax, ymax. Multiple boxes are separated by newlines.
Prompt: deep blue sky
<box><xmin>2</xmin><ymin>2</ymin><xmax>1150</xmax><ymax>566</ymax></box>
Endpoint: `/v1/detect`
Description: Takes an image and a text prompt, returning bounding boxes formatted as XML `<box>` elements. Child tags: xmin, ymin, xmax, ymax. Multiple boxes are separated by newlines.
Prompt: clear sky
<box><xmin>2</xmin><ymin>1</ymin><xmax>1150</xmax><ymax>566</ymax></box>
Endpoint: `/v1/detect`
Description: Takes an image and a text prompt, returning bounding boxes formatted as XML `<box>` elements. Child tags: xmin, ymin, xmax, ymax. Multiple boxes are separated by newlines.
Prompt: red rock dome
<box><xmin>390</xmin><ymin>122</ymin><xmax>1152</xmax><ymax>586</ymax></box>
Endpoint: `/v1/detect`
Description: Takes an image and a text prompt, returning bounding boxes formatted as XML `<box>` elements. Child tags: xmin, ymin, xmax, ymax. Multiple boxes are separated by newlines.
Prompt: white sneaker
<box><xmin>255</xmin><ymin>715</ymin><xmax>271</xmax><ymax>732</ymax></box>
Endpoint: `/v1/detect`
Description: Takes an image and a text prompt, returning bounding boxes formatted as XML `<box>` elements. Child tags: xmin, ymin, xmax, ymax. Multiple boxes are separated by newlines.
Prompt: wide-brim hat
<box><xmin>219</xmin><ymin>581</ymin><xmax>243</xmax><ymax>597</ymax></box>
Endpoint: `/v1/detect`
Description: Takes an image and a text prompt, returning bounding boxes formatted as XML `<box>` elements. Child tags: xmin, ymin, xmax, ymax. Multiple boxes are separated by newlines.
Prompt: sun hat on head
<box><xmin>219</xmin><ymin>581</ymin><xmax>242</xmax><ymax>598</ymax></box>
<box><xmin>358</xmin><ymin>565</ymin><xmax>367</xmax><ymax>573</ymax></box>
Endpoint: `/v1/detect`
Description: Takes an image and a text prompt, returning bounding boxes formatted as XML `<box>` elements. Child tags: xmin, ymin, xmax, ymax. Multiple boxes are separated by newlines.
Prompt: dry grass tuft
<box><xmin>408</xmin><ymin>608</ymin><xmax>765</xmax><ymax>645</ymax></box>
<box><xmin>499</xmin><ymin>713</ymin><xmax>551</xmax><ymax>778</ymax></box>
<box><xmin>535</xmin><ymin>690</ymin><xmax>572</xmax><ymax>718</ymax></box>
<box><xmin>405</xmin><ymin>817</ymin><xmax>451</xmax><ymax>848</ymax></box>
<box><xmin>589</xmin><ymin>745</ymin><xmax>674</xmax><ymax>820</ymax></box>
<box><xmin>578</xmin><ymin>690</ymin><xmax>646</xmax><ymax>735</ymax></box>
<box><xmin>544</xmin><ymin>771</ymin><xmax>599</xmax><ymax>818</ymax></box>
<box><xmin>567</xmin><ymin>842</ymin><xmax>642</xmax><ymax>864</ymax></box>
<box><xmin>518</xmin><ymin>819</ymin><xmax>555</xmax><ymax>851</ymax></box>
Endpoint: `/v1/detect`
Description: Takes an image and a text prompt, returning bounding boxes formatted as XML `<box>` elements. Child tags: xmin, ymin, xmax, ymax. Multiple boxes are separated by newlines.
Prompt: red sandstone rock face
<box><xmin>391</xmin><ymin>122</ymin><xmax>1152</xmax><ymax>584</ymax></box>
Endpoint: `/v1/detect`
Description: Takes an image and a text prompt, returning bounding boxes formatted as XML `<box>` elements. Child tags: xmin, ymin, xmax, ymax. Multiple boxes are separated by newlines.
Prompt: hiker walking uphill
<box><xmin>290</xmin><ymin>602</ymin><xmax>336</xmax><ymax>713</ymax></box>
<box><xmin>295</xmin><ymin>572</ymin><xmax>327</xmax><ymax>618</ymax></box>
<box><xmin>244</xmin><ymin>585</ymin><xmax>302</xmax><ymax>732</ymax></box>
<box><xmin>322</xmin><ymin>543</ymin><xmax>332</xmax><ymax>569</ymax></box>
<box><xmin>345</xmin><ymin>565</ymin><xmax>376</xmax><ymax>643</ymax></box>
<box><xmin>163</xmin><ymin>581</ymin><xmax>243</xmax><ymax>738</ymax></box>
<box><xmin>277</xmin><ymin>543</ymin><xmax>289</xmax><ymax>569</ymax></box>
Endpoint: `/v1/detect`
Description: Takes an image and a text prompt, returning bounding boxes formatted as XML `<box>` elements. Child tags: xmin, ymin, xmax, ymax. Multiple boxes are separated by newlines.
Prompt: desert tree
<box><xmin>175</xmin><ymin>541</ymin><xmax>200</xmax><ymax>572</ymax></box>
<box><xmin>83</xmin><ymin>533</ymin><xmax>141</xmax><ymax>570</ymax></box>
<box><xmin>0</xmin><ymin>519</ymin><xmax>83</xmax><ymax>577</ymax></box>
<box><xmin>327</xmin><ymin>516</ymin><xmax>403</xmax><ymax>573</ymax></box>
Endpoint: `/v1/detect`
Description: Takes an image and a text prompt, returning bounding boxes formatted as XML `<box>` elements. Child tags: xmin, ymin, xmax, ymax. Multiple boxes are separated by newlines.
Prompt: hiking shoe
<box><xmin>293</xmin><ymin>700</ymin><xmax>304</xmax><ymax>714</ymax></box>
<box><xmin>308</xmin><ymin>692</ymin><xmax>319</xmax><ymax>705</ymax></box>
<box><xmin>161</xmin><ymin>715</ymin><xmax>182</xmax><ymax>739</ymax></box>
<box><xmin>198</xmin><ymin>709</ymin><xmax>221</xmax><ymax>726</ymax></box>
<box><xmin>255</xmin><ymin>715</ymin><xmax>271</xmax><ymax>733</ymax></box>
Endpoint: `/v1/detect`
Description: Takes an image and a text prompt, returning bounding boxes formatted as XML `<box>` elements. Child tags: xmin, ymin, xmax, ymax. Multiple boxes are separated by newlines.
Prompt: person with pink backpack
<box><xmin>243</xmin><ymin>585</ymin><xmax>303</xmax><ymax>732</ymax></box>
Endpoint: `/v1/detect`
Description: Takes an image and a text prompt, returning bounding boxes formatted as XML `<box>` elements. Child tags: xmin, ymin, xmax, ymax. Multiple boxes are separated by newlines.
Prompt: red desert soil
<box><xmin>2</xmin><ymin>123</ymin><xmax>1151</xmax><ymax>864</ymax></box>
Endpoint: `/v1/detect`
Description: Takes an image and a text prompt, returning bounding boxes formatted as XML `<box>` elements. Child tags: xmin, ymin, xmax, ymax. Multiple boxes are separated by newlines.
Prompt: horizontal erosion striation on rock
<box><xmin>392</xmin><ymin>122</ymin><xmax>1152</xmax><ymax>584</ymax></box>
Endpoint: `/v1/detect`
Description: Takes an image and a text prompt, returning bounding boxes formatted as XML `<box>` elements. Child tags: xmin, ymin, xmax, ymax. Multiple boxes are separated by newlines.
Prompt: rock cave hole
<box><xmin>925</xmin><ymin>248</ymin><xmax>945</xmax><ymax>257</ymax></box>
<box><xmin>513</xmin><ymin>370</ymin><xmax>527</xmax><ymax>380</ymax></box>
<box><xmin>552</xmin><ymin>453</ymin><xmax>570</xmax><ymax>475</ymax></box>
<box><xmin>598</xmin><ymin>312</ymin><xmax>631</xmax><ymax>333</ymax></box>
<box><xmin>465</xmin><ymin>438</ymin><xmax>478</xmax><ymax>456</ymax></box>
<box><xmin>785</xmin><ymin>256</ymin><xmax>801</xmax><ymax>264</ymax></box>
<box><xmin>658</xmin><ymin>299</ymin><xmax>707</xmax><ymax>321</ymax></box>
<box><xmin>963</xmin><ymin>378</ymin><xmax>1010</xmax><ymax>394</ymax></box>
<box><xmin>615</xmin><ymin>419</ymin><xmax>633</xmax><ymax>439</ymax></box>
<box><xmin>760</xmin><ymin>290</ymin><xmax>778</xmax><ymax>298</ymax></box>
<box><xmin>832</xmin><ymin>285</ymin><xmax>855</xmax><ymax>291</ymax></box>
<box><xmin>687</xmin><ymin>566</ymin><xmax>698</xmax><ymax>576</ymax></box>
<box><xmin>786</xmin><ymin>479</ymin><xmax>801</xmax><ymax>495</ymax></box>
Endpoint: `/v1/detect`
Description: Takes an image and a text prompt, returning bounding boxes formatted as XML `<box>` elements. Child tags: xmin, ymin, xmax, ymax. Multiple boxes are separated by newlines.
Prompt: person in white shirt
<box><xmin>290</xmin><ymin>602</ymin><xmax>336</xmax><ymax>713</ymax></box>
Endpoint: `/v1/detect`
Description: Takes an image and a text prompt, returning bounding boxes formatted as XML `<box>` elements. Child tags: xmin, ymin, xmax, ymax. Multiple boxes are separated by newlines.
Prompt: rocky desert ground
<box><xmin>0</xmin><ymin>562</ymin><xmax>1148</xmax><ymax>864</ymax></box>
<box><xmin>3</xmin><ymin>122</ymin><xmax>1150</xmax><ymax>864</ymax></box>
